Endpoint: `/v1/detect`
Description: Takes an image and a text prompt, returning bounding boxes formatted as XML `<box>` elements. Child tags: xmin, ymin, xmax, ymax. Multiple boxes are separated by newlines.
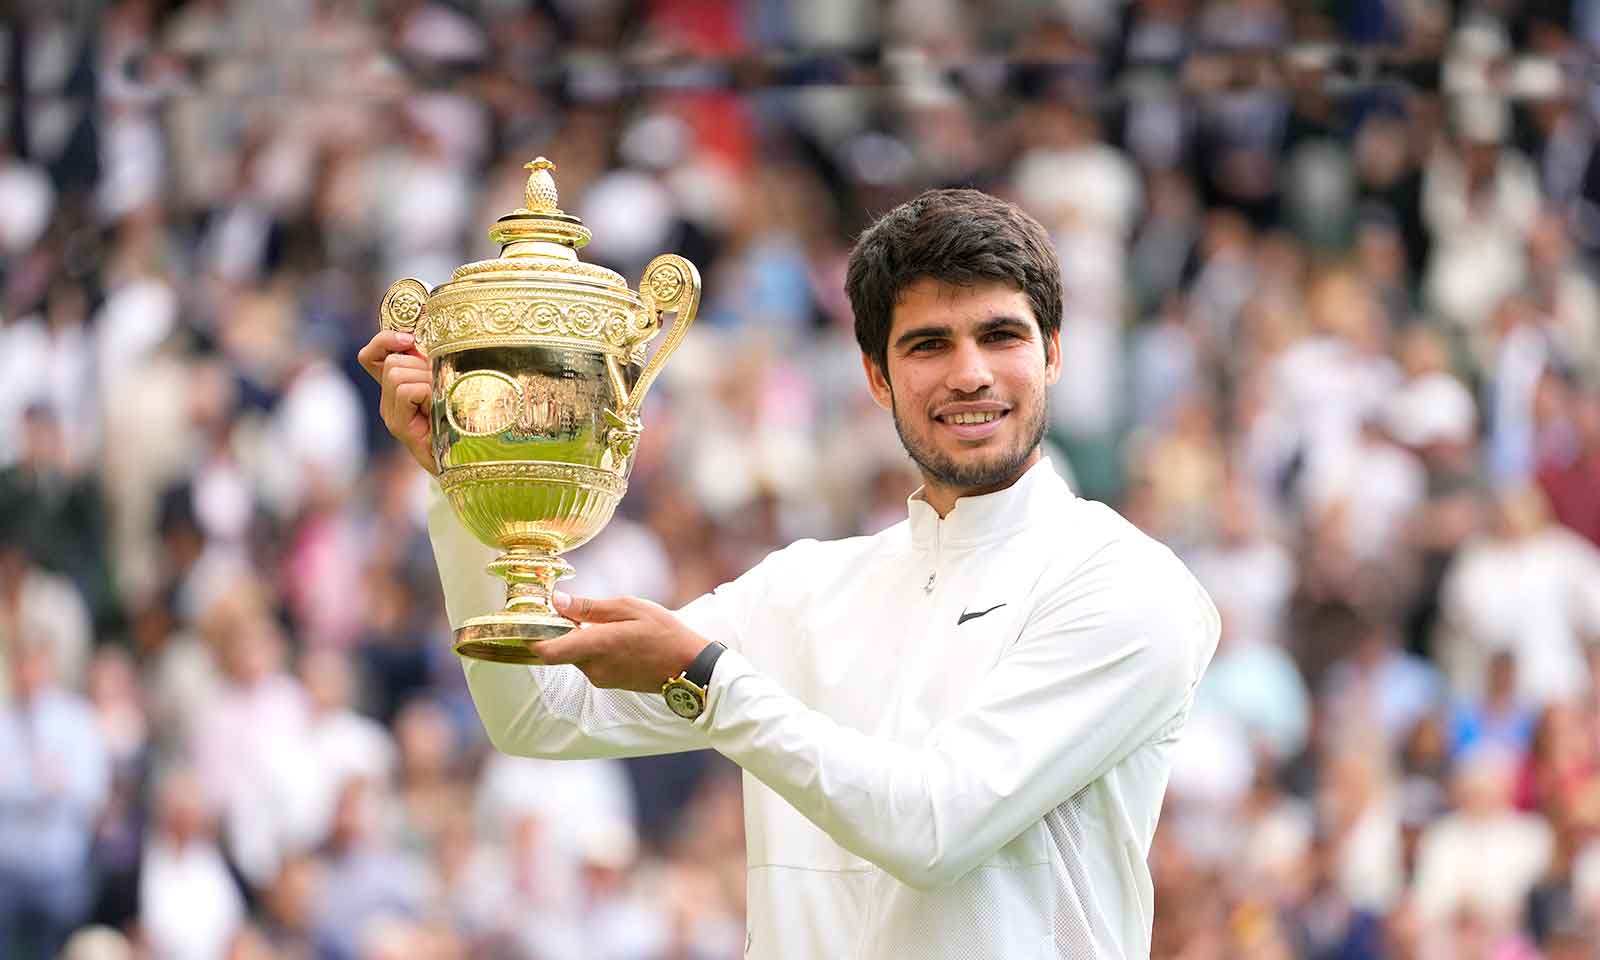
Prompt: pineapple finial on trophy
<box><xmin>522</xmin><ymin>158</ymin><xmax>560</xmax><ymax>212</ymax></box>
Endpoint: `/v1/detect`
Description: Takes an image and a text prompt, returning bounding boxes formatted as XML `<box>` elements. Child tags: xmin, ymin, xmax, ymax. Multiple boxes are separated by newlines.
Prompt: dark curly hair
<box><xmin>845</xmin><ymin>189</ymin><xmax>1062</xmax><ymax>378</ymax></box>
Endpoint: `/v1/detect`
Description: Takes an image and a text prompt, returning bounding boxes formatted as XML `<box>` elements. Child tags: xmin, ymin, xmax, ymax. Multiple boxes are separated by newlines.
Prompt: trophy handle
<box><xmin>622</xmin><ymin>254</ymin><xmax>701</xmax><ymax>419</ymax></box>
<box><xmin>379</xmin><ymin>278</ymin><xmax>432</xmax><ymax>352</ymax></box>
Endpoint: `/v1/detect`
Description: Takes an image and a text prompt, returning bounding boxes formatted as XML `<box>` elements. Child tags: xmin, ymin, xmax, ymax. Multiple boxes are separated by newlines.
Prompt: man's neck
<box><xmin>916</xmin><ymin>451</ymin><xmax>1041</xmax><ymax>518</ymax></box>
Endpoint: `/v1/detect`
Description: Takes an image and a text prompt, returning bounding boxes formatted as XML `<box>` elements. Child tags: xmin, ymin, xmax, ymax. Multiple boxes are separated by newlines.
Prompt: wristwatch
<box><xmin>661</xmin><ymin>641</ymin><xmax>726</xmax><ymax>720</ymax></box>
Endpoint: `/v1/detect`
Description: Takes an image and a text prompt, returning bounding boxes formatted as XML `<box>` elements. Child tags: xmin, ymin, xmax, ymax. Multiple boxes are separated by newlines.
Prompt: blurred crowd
<box><xmin>3</xmin><ymin>0</ymin><xmax>1600</xmax><ymax>958</ymax></box>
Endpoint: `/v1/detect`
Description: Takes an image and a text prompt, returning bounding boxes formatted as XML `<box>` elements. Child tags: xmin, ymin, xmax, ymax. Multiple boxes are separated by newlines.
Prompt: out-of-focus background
<box><xmin>2</xmin><ymin>1</ymin><xmax>1599</xmax><ymax>958</ymax></box>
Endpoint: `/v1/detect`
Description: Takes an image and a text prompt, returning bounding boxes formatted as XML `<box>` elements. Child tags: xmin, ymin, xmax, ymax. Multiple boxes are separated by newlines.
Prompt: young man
<box><xmin>361</xmin><ymin>189</ymin><xmax>1219</xmax><ymax>958</ymax></box>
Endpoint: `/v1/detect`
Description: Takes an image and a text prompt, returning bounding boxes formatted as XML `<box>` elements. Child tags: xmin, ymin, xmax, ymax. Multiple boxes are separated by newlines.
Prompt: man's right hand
<box><xmin>358</xmin><ymin>330</ymin><xmax>437</xmax><ymax>475</ymax></box>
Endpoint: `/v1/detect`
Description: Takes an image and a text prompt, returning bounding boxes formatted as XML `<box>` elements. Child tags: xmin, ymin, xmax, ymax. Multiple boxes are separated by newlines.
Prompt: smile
<box><xmin>933</xmin><ymin>408</ymin><xmax>1010</xmax><ymax>439</ymax></box>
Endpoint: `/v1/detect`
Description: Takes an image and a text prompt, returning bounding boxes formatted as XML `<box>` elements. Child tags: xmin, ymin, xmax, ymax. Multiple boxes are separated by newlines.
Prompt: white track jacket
<box><xmin>430</xmin><ymin>459</ymin><xmax>1220</xmax><ymax>959</ymax></box>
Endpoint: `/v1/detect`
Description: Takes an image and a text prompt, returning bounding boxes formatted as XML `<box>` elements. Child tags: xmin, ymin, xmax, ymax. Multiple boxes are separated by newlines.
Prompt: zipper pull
<box><xmin>923</xmin><ymin>571</ymin><xmax>936</xmax><ymax>595</ymax></box>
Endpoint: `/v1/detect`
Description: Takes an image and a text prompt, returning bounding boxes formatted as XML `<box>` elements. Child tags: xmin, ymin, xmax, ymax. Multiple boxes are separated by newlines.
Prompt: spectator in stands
<box><xmin>0</xmin><ymin>639</ymin><xmax>111</xmax><ymax>959</ymax></box>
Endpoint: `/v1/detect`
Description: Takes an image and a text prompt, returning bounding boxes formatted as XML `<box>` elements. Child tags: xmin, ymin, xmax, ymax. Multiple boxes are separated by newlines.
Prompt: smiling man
<box><xmin>366</xmin><ymin>188</ymin><xmax>1219</xmax><ymax>958</ymax></box>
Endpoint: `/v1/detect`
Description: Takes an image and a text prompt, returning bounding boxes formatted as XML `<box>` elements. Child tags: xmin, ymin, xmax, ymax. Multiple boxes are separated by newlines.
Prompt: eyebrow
<box><xmin>892</xmin><ymin>315</ymin><xmax>1035</xmax><ymax>351</ymax></box>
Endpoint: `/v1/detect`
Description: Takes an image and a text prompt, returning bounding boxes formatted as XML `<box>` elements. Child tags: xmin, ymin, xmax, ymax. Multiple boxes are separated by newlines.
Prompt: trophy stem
<box><xmin>452</xmin><ymin>545</ymin><xmax>577</xmax><ymax>664</ymax></box>
<box><xmin>494</xmin><ymin>547</ymin><xmax>575</xmax><ymax>615</ymax></box>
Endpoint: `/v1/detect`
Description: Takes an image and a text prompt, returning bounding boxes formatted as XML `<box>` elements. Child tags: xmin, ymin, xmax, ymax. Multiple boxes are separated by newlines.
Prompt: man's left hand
<box><xmin>538</xmin><ymin>593</ymin><xmax>710</xmax><ymax>692</ymax></box>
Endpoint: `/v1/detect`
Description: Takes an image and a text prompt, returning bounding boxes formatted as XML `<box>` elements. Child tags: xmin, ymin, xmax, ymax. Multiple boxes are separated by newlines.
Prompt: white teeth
<box><xmin>946</xmin><ymin>411</ymin><xmax>999</xmax><ymax>425</ymax></box>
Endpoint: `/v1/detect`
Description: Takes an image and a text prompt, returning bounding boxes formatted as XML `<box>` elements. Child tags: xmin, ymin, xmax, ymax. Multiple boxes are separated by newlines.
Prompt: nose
<box><xmin>945</xmin><ymin>338</ymin><xmax>994</xmax><ymax>395</ymax></box>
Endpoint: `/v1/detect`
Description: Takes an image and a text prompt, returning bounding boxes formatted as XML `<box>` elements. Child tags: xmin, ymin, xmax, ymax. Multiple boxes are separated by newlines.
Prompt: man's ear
<box><xmin>861</xmin><ymin>353</ymin><xmax>893</xmax><ymax>411</ymax></box>
<box><xmin>1044</xmin><ymin>328</ymin><xmax>1063</xmax><ymax>386</ymax></box>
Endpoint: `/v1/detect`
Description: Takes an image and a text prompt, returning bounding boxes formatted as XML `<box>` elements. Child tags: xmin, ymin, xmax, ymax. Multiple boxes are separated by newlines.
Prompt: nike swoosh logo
<box><xmin>957</xmin><ymin>603</ymin><xmax>1007</xmax><ymax>625</ymax></box>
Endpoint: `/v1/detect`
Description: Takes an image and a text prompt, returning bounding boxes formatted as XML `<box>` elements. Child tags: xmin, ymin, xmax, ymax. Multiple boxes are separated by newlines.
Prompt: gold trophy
<box><xmin>378</xmin><ymin>158</ymin><xmax>698</xmax><ymax>664</ymax></box>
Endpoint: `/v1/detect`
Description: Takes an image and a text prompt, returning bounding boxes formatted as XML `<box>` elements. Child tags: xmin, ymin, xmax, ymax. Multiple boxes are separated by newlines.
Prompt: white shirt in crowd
<box><xmin>1440</xmin><ymin>525</ymin><xmax>1600</xmax><ymax>704</ymax></box>
<box><xmin>1186</xmin><ymin>535</ymin><xmax>1295</xmax><ymax>651</ymax></box>
<box><xmin>138</xmin><ymin>836</ymin><xmax>246</xmax><ymax>960</ymax></box>
<box><xmin>1412</xmin><ymin>808</ymin><xmax>1553</xmax><ymax>927</ymax></box>
<box><xmin>431</xmin><ymin>460</ymin><xmax>1220</xmax><ymax>959</ymax></box>
<box><xmin>1300</xmin><ymin>432</ymin><xmax>1426</xmax><ymax>564</ymax></box>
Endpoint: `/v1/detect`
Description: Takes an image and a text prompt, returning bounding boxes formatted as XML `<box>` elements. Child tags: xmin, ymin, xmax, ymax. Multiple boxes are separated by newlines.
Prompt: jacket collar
<box><xmin>905</xmin><ymin>458</ymin><xmax>1070</xmax><ymax>549</ymax></box>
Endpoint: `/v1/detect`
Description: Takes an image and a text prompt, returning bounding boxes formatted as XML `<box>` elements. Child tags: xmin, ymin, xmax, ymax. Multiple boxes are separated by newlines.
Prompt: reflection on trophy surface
<box><xmin>378</xmin><ymin>158</ymin><xmax>699</xmax><ymax>664</ymax></box>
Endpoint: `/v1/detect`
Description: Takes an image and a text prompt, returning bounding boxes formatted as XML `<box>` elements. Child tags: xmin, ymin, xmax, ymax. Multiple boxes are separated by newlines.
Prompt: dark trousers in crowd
<box><xmin>0</xmin><ymin>864</ymin><xmax>95</xmax><ymax>960</ymax></box>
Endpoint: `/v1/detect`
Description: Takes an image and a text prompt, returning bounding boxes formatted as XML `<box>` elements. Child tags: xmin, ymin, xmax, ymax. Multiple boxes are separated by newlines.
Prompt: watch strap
<box><xmin>684</xmin><ymin>641</ymin><xmax>726</xmax><ymax>689</ymax></box>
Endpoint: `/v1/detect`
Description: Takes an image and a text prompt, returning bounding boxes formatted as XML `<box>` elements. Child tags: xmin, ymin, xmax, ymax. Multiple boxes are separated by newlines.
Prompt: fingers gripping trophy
<box><xmin>378</xmin><ymin>158</ymin><xmax>698</xmax><ymax>664</ymax></box>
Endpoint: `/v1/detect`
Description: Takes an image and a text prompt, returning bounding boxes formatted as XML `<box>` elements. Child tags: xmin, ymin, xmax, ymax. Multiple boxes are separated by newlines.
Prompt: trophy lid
<box><xmin>445</xmin><ymin>158</ymin><xmax>630</xmax><ymax>292</ymax></box>
<box><xmin>486</xmin><ymin>158</ymin><xmax>592</xmax><ymax>251</ymax></box>
<box><xmin>394</xmin><ymin>157</ymin><xmax>657</xmax><ymax>360</ymax></box>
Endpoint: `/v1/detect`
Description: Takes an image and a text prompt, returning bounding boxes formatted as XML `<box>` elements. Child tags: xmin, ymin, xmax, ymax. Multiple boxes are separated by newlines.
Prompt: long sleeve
<box><xmin>697</xmin><ymin>543</ymin><xmax>1219</xmax><ymax>891</ymax></box>
<box><xmin>428</xmin><ymin>480</ymin><xmax>714</xmax><ymax>760</ymax></box>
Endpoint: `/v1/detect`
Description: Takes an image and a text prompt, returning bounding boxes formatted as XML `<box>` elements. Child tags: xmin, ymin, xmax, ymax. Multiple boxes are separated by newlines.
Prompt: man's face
<box><xmin>863</xmin><ymin>278</ymin><xmax>1061</xmax><ymax>508</ymax></box>
<box><xmin>10</xmin><ymin>644</ymin><xmax>53</xmax><ymax>700</ymax></box>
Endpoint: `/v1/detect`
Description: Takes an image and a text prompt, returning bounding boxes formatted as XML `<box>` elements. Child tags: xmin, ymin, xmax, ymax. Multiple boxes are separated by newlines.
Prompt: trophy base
<box><xmin>453</xmin><ymin>613</ymin><xmax>575</xmax><ymax>664</ymax></box>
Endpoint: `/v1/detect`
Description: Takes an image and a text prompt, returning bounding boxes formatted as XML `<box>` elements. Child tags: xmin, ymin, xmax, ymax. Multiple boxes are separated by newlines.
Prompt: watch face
<box><xmin>664</xmin><ymin>683</ymin><xmax>703</xmax><ymax>719</ymax></box>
